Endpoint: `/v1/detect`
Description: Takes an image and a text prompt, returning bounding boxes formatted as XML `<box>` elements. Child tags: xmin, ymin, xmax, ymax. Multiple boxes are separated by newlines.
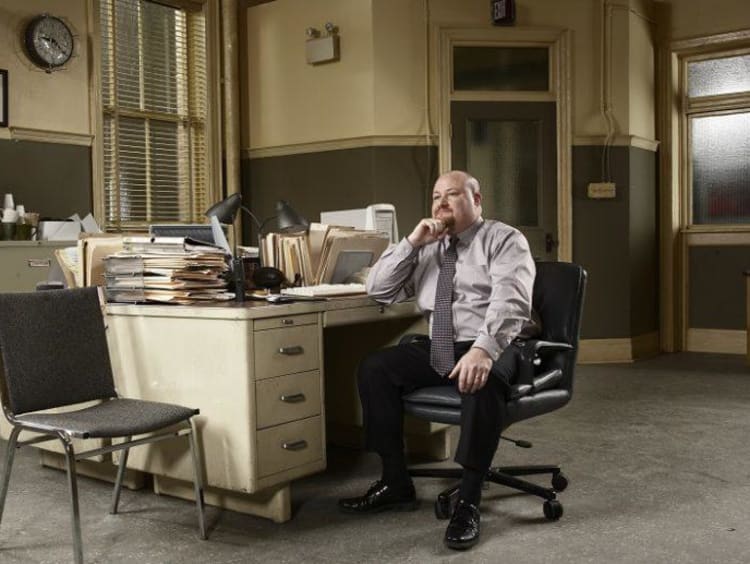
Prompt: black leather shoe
<box><xmin>338</xmin><ymin>480</ymin><xmax>418</xmax><ymax>514</ymax></box>
<box><xmin>444</xmin><ymin>499</ymin><xmax>480</xmax><ymax>550</ymax></box>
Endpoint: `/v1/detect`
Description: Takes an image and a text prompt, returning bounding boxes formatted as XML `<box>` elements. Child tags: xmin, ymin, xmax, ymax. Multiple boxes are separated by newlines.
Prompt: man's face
<box><xmin>431</xmin><ymin>173</ymin><xmax>481</xmax><ymax>234</ymax></box>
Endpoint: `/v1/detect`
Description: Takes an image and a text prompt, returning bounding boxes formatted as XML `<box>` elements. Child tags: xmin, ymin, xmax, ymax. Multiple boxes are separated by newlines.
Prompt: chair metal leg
<box><xmin>187</xmin><ymin>419</ymin><xmax>207</xmax><ymax>540</ymax></box>
<box><xmin>493</xmin><ymin>464</ymin><xmax>561</xmax><ymax>477</ymax></box>
<box><xmin>61</xmin><ymin>435</ymin><xmax>84</xmax><ymax>564</ymax></box>
<box><xmin>486</xmin><ymin>468</ymin><xmax>557</xmax><ymax>501</ymax></box>
<box><xmin>0</xmin><ymin>426</ymin><xmax>22</xmax><ymax>526</ymax></box>
<box><xmin>110</xmin><ymin>437</ymin><xmax>131</xmax><ymax>515</ymax></box>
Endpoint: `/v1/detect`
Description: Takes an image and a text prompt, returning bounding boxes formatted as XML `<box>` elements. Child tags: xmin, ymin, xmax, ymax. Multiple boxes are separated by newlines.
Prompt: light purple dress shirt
<box><xmin>366</xmin><ymin>218</ymin><xmax>536</xmax><ymax>361</ymax></box>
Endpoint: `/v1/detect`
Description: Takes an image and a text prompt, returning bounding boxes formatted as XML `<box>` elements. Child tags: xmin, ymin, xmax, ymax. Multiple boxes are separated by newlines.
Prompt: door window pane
<box><xmin>688</xmin><ymin>54</ymin><xmax>750</xmax><ymax>98</ymax></box>
<box><xmin>466</xmin><ymin>119</ymin><xmax>540</xmax><ymax>227</ymax></box>
<box><xmin>453</xmin><ymin>47</ymin><xmax>548</xmax><ymax>91</ymax></box>
<box><xmin>691</xmin><ymin>112</ymin><xmax>750</xmax><ymax>224</ymax></box>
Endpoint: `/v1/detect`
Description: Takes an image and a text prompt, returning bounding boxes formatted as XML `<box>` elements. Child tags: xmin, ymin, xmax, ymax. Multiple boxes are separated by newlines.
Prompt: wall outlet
<box><xmin>587</xmin><ymin>182</ymin><xmax>616</xmax><ymax>199</ymax></box>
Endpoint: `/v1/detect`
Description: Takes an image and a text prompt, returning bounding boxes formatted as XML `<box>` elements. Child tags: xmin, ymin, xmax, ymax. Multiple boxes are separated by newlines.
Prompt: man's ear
<box><xmin>473</xmin><ymin>190</ymin><xmax>482</xmax><ymax>206</ymax></box>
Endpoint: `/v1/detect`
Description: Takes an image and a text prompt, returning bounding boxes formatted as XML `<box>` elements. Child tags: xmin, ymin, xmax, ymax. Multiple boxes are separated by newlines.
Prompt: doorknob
<box><xmin>545</xmin><ymin>233</ymin><xmax>558</xmax><ymax>254</ymax></box>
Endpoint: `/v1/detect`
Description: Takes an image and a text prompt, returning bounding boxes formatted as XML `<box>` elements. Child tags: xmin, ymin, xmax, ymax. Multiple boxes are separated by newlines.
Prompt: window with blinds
<box><xmin>99</xmin><ymin>0</ymin><xmax>209</xmax><ymax>231</ymax></box>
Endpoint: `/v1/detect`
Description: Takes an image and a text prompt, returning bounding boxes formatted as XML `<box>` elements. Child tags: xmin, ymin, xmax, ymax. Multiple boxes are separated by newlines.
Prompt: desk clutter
<box><xmin>103</xmin><ymin>237</ymin><xmax>232</xmax><ymax>304</ymax></box>
<box><xmin>261</xmin><ymin>222</ymin><xmax>388</xmax><ymax>288</ymax></box>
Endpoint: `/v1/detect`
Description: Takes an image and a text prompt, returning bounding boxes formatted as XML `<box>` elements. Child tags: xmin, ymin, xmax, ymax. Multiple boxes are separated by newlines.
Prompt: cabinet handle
<box><xmin>278</xmin><ymin>345</ymin><xmax>304</xmax><ymax>355</ymax></box>
<box><xmin>281</xmin><ymin>319</ymin><xmax>295</xmax><ymax>325</ymax></box>
<box><xmin>280</xmin><ymin>393</ymin><xmax>306</xmax><ymax>403</ymax></box>
<box><xmin>282</xmin><ymin>440</ymin><xmax>308</xmax><ymax>451</ymax></box>
<box><xmin>27</xmin><ymin>259</ymin><xmax>51</xmax><ymax>268</ymax></box>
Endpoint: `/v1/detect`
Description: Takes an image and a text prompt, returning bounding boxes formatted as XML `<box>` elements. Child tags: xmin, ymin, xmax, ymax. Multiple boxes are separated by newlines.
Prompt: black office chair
<box><xmin>402</xmin><ymin>261</ymin><xmax>586</xmax><ymax>520</ymax></box>
<box><xmin>0</xmin><ymin>287</ymin><xmax>208</xmax><ymax>564</ymax></box>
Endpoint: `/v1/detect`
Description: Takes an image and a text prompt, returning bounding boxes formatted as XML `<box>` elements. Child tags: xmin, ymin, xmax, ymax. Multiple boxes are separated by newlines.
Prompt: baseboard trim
<box><xmin>686</xmin><ymin>328</ymin><xmax>746</xmax><ymax>355</ymax></box>
<box><xmin>578</xmin><ymin>331</ymin><xmax>660</xmax><ymax>364</ymax></box>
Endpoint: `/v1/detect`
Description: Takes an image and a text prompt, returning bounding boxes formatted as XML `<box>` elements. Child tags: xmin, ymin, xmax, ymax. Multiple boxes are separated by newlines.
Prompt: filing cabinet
<box><xmin>0</xmin><ymin>241</ymin><xmax>72</xmax><ymax>292</ymax></box>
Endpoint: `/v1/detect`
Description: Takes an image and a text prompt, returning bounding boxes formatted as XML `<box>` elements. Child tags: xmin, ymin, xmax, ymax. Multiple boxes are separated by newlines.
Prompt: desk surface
<box><xmin>106</xmin><ymin>296</ymin><xmax>422</xmax><ymax>327</ymax></box>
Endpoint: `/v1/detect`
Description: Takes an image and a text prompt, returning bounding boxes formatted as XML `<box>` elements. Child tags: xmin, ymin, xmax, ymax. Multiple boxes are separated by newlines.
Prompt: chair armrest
<box><xmin>531</xmin><ymin>340</ymin><xmax>574</xmax><ymax>355</ymax></box>
<box><xmin>508</xmin><ymin>368</ymin><xmax>563</xmax><ymax>400</ymax></box>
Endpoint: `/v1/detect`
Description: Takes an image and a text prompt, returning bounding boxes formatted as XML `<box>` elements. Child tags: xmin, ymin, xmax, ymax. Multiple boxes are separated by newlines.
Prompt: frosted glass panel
<box><xmin>691</xmin><ymin>112</ymin><xmax>750</xmax><ymax>224</ymax></box>
<box><xmin>466</xmin><ymin>120</ymin><xmax>539</xmax><ymax>227</ymax></box>
<box><xmin>453</xmin><ymin>47</ymin><xmax>548</xmax><ymax>91</ymax></box>
<box><xmin>688</xmin><ymin>54</ymin><xmax>750</xmax><ymax>97</ymax></box>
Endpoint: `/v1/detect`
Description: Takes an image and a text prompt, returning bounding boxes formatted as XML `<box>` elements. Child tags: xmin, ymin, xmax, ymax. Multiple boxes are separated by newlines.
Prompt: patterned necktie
<box><xmin>430</xmin><ymin>236</ymin><xmax>459</xmax><ymax>375</ymax></box>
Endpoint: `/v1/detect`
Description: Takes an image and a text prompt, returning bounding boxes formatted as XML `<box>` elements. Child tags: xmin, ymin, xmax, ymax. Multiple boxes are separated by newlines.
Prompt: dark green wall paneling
<box><xmin>629</xmin><ymin>147</ymin><xmax>659</xmax><ymax>335</ymax></box>
<box><xmin>242</xmin><ymin>145</ymin><xmax>437</xmax><ymax>243</ymax></box>
<box><xmin>689</xmin><ymin>245</ymin><xmax>750</xmax><ymax>330</ymax></box>
<box><xmin>573</xmin><ymin>145</ymin><xmax>632</xmax><ymax>338</ymax></box>
<box><xmin>572</xmin><ymin>145</ymin><xmax>658</xmax><ymax>339</ymax></box>
<box><xmin>0</xmin><ymin>139</ymin><xmax>92</xmax><ymax>219</ymax></box>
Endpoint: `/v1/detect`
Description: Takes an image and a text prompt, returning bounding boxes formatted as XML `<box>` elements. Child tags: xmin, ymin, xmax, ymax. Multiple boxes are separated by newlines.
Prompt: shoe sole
<box><xmin>444</xmin><ymin>536</ymin><xmax>480</xmax><ymax>551</ymax></box>
<box><xmin>338</xmin><ymin>499</ymin><xmax>420</xmax><ymax>514</ymax></box>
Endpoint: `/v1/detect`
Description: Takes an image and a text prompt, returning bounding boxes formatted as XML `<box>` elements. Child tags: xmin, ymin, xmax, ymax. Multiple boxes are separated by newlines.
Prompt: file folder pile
<box><xmin>103</xmin><ymin>236</ymin><xmax>233</xmax><ymax>304</ymax></box>
<box><xmin>262</xmin><ymin>224</ymin><xmax>389</xmax><ymax>286</ymax></box>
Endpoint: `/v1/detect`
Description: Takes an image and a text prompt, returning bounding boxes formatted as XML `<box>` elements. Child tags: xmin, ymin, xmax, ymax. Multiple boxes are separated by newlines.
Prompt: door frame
<box><xmin>430</xmin><ymin>26</ymin><xmax>572</xmax><ymax>261</ymax></box>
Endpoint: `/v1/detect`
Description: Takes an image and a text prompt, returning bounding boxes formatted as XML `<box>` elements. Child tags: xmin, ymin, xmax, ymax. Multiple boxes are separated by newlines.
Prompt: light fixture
<box><xmin>305</xmin><ymin>21</ymin><xmax>340</xmax><ymax>65</ymax></box>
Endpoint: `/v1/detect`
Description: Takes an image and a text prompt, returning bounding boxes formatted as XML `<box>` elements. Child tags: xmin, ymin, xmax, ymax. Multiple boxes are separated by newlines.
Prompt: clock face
<box><xmin>25</xmin><ymin>15</ymin><xmax>74</xmax><ymax>70</ymax></box>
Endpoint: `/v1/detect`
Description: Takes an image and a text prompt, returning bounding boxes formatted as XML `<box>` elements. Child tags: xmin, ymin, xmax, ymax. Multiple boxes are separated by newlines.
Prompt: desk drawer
<box><xmin>254</xmin><ymin>325</ymin><xmax>319</xmax><ymax>379</ymax></box>
<box><xmin>254</xmin><ymin>313</ymin><xmax>318</xmax><ymax>331</ymax></box>
<box><xmin>256</xmin><ymin>370</ymin><xmax>321</xmax><ymax>429</ymax></box>
<box><xmin>257</xmin><ymin>416</ymin><xmax>323</xmax><ymax>477</ymax></box>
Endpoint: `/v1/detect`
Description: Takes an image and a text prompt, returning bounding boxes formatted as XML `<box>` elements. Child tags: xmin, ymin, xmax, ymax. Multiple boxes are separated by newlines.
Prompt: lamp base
<box><xmin>231</xmin><ymin>257</ymin><xmax>246</xmax><ymax>302</ymax></box>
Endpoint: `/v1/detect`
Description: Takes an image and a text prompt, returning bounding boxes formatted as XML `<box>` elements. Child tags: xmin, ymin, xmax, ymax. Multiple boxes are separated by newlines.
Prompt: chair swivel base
<box><xmin>409</xmin><ymin>464</ymin><xmax>567</xmax><ymax>521</ymax></box>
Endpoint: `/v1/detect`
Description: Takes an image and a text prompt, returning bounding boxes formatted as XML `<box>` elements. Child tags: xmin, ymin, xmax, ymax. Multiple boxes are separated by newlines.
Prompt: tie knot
<box><xmin>448</xmin><ymin>236</ymin><xmax>459</xmax><ymax>249</ymax></box>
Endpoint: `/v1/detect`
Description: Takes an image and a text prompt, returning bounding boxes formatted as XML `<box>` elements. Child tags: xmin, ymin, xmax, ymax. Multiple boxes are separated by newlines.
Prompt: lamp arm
<box><xmin>240</xmin><ymin>205</ymin><xmax>263</xmax><ymax>231</ymax></box>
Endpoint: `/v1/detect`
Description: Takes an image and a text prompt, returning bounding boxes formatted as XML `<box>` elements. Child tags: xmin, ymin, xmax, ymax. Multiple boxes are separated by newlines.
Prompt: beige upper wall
<box><xmin>0</xmin><ymin>0</ymin><xmax>91</xmax><ymax>139</ymax></box>
<box><xmin>245</xmin><ymin>0</ymin><xmax>376</xmax><ymax>149</ymax></box>
<box><xmin>664</xmin><ymin>0</ymin><xmax>750</xmax><ymax>41</ymax></box>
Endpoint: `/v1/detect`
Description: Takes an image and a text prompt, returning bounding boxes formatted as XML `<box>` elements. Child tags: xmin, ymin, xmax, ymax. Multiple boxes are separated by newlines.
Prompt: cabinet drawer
<box><xmin>254</xmin><ymin>313</ymin><xmax>318</xmax><ymax>331</ymax></box>
<box><xmin>256</xmin><ymin>370</ymin><xmax>321</xmax><ymax>429</ymax></box>
<box><xmin>257</xmin><ymin>416</ymin><xmax>323</xmax><ymax>477</ymax></box>
<box><xmin>254</xmin><ymin>325</ymin><xmax>319</xmax><ymax>379</ymax></box>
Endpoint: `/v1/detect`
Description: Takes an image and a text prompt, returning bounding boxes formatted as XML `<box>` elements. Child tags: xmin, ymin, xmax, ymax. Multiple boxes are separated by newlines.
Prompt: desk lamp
<box><xmin>205</xmin><ymin>194</ymin><xmax>309</xmax><ymax>299</ymax></box>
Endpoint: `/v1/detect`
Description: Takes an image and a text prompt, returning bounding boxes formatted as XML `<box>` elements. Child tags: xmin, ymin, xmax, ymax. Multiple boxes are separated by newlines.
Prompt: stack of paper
<box><xmin>103</xmin><ymin>237</ymin><xmax>232</xmax><ymax>304</ymax></box>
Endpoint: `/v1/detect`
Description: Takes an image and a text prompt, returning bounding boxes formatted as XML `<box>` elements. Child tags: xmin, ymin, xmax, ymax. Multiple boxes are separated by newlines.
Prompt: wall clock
<box><xmin>24</xmin><ymin>14</ymin><xmax>75</xmax><ymax>72</ymax></box>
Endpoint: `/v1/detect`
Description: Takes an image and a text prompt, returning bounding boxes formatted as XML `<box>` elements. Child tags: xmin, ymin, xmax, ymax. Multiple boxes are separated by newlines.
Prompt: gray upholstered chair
<box><xmin>403</xmin><ymin>261</ymin><xmax>587</xmax><ymax>521</ymax></box>
<box><xmin>0</xmin><ymin>287</ymin><xmax>207</xmax><ymax>563</ymax></box>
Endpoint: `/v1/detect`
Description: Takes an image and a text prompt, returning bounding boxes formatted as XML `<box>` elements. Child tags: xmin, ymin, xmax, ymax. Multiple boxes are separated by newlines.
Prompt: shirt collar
<box><xmin>453</xmin><ymin>217</ymin><xmax>484</xmax><ymax>247</ymax></box>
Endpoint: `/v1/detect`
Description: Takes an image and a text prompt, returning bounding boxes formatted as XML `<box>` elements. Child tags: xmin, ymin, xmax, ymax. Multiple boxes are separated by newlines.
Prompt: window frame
<box><xmin>89</xmin><ymin>0</ymin><xmax>221</xmax><ymax>232</ymax></box>
<box><xmin>681</xmin><ymin>46</ymin><xmax>750</xmax><ymax>232</ymax></box>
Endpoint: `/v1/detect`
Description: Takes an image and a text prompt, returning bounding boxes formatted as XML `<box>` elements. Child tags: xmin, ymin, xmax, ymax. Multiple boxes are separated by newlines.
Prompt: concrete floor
<box><xmin>1</xmin><ymin>352</ymin><xmax>749</xmax><ymax>563</ymax></box>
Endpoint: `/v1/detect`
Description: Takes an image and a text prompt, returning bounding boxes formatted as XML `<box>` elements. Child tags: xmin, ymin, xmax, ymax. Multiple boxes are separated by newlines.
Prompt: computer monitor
<box><xmin>149</xmin><ymin>223</ymin><xmax>223</xmax><ymax>245</ymax></box>
<box><xmin>320</xmin><ymin>204</ymin><xmax>399</xmax><ymax>244</ymax></box>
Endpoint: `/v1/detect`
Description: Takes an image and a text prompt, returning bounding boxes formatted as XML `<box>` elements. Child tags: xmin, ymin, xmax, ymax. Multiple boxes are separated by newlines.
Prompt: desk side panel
<box><xmin>107</xmin><ymin>314</ymin><xmax>256</xmax><ymax>492</ymax></box>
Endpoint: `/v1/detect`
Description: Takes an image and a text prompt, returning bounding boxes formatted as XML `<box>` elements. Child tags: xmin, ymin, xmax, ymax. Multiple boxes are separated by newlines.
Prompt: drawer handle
<box><xmin>280</xmin><ymin>393</ymin><xmax>306</xmax><ymax>403</ymax></box>
<box><xmin>282</xmin><ymin>440</ymin><xmax>308</xmax><ymax>451</ymax></box>
<box><xmin>27</xmin><ymin>259</ymin><xmax>51</xmax><ymax>268</ymax></box>
<box><xmin>281</xmin><ymin>319</ymin><xmax>295</xmax><ymax>325</ymax></box>
<box><xmin>278</xmin><ymin>345</ymin><xmax>304</xmax><ymax>355</ymax></box>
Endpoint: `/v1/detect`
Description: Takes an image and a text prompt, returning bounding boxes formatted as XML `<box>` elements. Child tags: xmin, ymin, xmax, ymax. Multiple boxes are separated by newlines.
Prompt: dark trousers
<box><xmin>357</xmin><ymin>340</ymin><xmax>521</xmax><ymax>471</ymax></box>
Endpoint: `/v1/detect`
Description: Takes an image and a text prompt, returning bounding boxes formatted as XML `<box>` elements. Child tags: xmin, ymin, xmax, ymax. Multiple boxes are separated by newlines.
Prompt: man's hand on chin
<box><xmin>448</xmin><ymin>347</ymin><xmax>493</xmax><ymax>394</ymax></box>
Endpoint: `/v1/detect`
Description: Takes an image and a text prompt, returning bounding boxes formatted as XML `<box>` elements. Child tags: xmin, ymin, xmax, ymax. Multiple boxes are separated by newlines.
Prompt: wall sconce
<box><xmin>306</xmin><ymin>22</ymin><xmax>340</xmax><ymax>65</ymax></box>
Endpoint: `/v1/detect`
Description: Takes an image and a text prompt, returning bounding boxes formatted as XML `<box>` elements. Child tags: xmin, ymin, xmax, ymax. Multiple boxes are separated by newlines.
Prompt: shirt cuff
<box><xmin>472</xmin><ymin>335</ymin><xmax>502</xmax><ymax>362</ymax></box>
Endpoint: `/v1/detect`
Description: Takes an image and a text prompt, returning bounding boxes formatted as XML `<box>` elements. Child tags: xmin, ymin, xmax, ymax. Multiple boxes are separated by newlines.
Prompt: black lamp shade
<box><xmin>205</xmin><ymin>193</ymin><xmax>242</xmax><ymax>224</ymax></box>
<box><xmin>276</xmin><ymin>200</ymin><xmax>309</xmax><ymax>232</ymax></box>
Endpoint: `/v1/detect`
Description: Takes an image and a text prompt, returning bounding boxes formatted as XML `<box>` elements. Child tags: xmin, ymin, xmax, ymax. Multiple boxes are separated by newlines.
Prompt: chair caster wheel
<box><xmin>543</xmin><ymin>499</ymin><xmax>563</xmax><ymax>521</ymax></box>
<box><xmin>435</xmin><ymin>494</ymin><xmax>452</xmax><ymax>520</ymax></box>
<box><xmin>551</xmin><ymin>472</ymin><xmax>568</xmax><ymax>492</ymax></box>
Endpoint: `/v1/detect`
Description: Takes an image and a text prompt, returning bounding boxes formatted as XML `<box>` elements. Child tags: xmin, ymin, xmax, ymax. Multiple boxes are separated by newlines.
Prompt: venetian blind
<box><xmin>100</xmin><ymin>0</ymin><xmax>208</xmax><ymax>231</ymax></box>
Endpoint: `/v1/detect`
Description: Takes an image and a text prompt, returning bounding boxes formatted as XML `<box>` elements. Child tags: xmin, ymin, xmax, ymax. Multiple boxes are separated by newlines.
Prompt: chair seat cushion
<box><xmin>403</xmin><ymin>386</ymin><xmax>571</xmax><ymax>426</ymax></box>
<box><xmin>15</xmin><ymin>398</ymin><xmax>199</xmax><ymax>439</ymax></box>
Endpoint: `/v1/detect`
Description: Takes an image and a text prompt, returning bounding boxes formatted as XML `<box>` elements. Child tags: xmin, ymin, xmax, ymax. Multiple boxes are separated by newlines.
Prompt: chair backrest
<box><xmin>0</xmin><ymin>287</ymin><xmax>117</xmax><ymax>415</ymax></box>
<box><xmin>532</xmin><ymin>261</ymin><xmax>587</xmax><ymax>392</ymax></box>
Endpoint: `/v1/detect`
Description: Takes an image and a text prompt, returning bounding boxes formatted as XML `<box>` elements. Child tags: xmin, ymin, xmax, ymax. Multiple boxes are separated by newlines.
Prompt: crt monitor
<box><xmin>320</xmin><ymin>203</ymin><xmax>399</xmax><ymax>244</ymax></box>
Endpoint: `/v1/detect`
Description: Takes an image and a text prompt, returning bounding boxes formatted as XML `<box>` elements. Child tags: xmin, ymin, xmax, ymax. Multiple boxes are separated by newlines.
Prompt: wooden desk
<box><xmin>105</xmin><ymin>297</ymin><xmax>429</xmax><ymax>522</ymax></box>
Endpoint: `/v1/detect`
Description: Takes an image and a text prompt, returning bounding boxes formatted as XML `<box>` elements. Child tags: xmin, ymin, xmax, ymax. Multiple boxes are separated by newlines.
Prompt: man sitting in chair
<box><xmin>338</xmin><ymin>170</ymin><xmax>538</xmax><ymax>550</ymax></box>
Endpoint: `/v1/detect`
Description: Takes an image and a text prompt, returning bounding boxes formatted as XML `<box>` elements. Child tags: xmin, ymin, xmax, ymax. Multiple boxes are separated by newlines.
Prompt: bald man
<box><xmin>338</xmin><ymin>171</ymin><xmax>537</xmax><ymax>550</ymax></box>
